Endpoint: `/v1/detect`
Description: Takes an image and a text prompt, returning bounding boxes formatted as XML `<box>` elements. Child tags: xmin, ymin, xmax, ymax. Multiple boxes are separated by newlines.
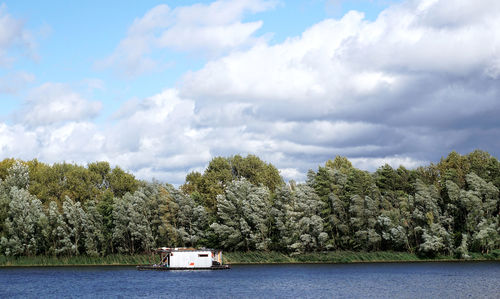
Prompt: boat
<box><xmin>137</xmin><ymin>247</ymin><xmax>230</xmax><ymax>271</ymax></box>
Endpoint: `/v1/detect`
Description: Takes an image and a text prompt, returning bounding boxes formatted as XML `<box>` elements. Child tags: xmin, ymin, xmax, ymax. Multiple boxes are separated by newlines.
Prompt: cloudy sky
<box><xmin>0</xmin><ymin>0</ymin><xmax>499</xmax><ymax>184</ymax></box>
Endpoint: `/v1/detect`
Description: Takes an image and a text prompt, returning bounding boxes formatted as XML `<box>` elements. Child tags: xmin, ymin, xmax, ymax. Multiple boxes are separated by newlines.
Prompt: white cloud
<box><xmin>20</xmin><ymin>83</ymin><xmax>102</xmax><ymax>127</ymax></box>
<box><xmin>182</xmin><ymin>1</ymin><xmax>500</xmax><ymax>111</ymax></box>
<box><xmin>279</xmin><ymin>168</ymin><xmax>304</xmax><ymax>182</ymax></box>
<box><xmin>177</xmin><ymin>0</ymin><xmax>500</xmax><ymax>180</ymax></box>
<box><xmin>4</xmin><ymin>0</ymin><xmax>500</xmax><ymax>185</ymax></box>
<box><xmin>0</xmin><ymin>3</ymin><xmax>37</xmax><ymax>65</ymax></box>
<box><xmin>0</xmin><ymin>71</ymin><xmax>35</xmax><ymax>94</ymax></box>
<box><xmin>98</xmin><ymin>0</ymin><xmax>277</xmax><ymax>77</ymax></box>
<box><xmin>1</xmin><ymin>88</ymin><xmax>211</xmax><ymax>183</ymax></box>
<box><xmin>181</xmin><ymin>11</ymin><xmax>366</xmax><ymax>106</ymax></box>
<box><xmin>0</xmin><ymin>123</ymin><xmax>38</xmax><ymax>160</ymax></box>
<box><xmin>102</xmin><ymin>89</ymin><xmax>213</xmax><ymax>176</ymax></box>
<box><xmin>350</xmin><ymin>156</ymin><xmax>428</xmax><ymax>172</ymax></box>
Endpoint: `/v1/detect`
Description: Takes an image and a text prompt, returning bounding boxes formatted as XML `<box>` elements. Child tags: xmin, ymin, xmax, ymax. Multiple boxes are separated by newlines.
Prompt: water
<box><xmin>1</xmin><ymin>262</ymin><xmax>499</xmax><ymax>298</ymax></box>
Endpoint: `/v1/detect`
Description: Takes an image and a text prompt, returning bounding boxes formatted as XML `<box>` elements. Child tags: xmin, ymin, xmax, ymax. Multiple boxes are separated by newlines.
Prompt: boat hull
<box><xmin>137</xmin><ymin>265</ymin><xmax>230</xmax><ymax>271</ymax></box>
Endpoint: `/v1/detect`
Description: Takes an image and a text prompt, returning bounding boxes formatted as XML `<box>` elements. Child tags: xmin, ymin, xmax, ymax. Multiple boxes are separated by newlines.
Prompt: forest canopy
<box><xmin>0</xmin><ymin>151</ymin><xmax>499</xmax><ymax>258</ymax></box>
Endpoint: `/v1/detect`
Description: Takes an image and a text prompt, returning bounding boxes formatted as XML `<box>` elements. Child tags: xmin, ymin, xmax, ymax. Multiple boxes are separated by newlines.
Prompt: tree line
<box><xmin>0</xmin><ymin>151</ymin><xmax>499</xmax><ymax>258</ymax></box>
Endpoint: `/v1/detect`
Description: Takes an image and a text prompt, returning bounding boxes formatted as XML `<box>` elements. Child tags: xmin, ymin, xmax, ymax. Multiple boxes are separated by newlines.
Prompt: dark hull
<box><xmin>137</xmin><ymin>265</ymin><xmax>230</xmax><ymax>271</ymax></box>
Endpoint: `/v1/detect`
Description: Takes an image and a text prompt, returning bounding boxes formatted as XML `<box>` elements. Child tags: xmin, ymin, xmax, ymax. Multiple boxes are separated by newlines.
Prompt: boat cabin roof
<box><xmin>154</xmin><ymin>247</ymin><xmax>220</xmax><ymax>253</ymax></box>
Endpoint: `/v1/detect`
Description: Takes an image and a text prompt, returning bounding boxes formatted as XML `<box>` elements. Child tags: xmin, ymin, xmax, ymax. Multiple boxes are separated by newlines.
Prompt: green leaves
<box><xmin>112</xmin><ymin>189</ymin><xmax>154</xmax><ymax>254</ymax></box>
<box><xmin>1</xmin><ymin>187</ymin><xmax>44</xmax><ymax>256</ymax></box>
<box><xmin>0</xmin><ymin>151</ymin><xmax>499</xmax><ymax>258</ymax></box>
<box><xmin>181</xmin><ymin>155</ymin><xmax>283</xmax><ymax>213</ymax></box>
<box><xmin>211</xmin><ymin>179</ymin><xmax>271</xmax><ymax>251</ymax></box>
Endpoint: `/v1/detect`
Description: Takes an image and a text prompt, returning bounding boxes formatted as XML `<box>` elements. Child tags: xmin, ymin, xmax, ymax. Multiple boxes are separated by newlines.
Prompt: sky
<box><xmin>0</xmin><ymin>0</ymin><xmax>499</xmax><ymax>185</ymax></box>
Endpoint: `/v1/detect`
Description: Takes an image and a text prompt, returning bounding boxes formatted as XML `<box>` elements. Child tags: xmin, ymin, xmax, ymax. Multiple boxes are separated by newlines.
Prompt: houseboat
<box><xmin>137</xmin><ymin>247</ymin><xmax>230</xmax><ymax>270</ymax></box>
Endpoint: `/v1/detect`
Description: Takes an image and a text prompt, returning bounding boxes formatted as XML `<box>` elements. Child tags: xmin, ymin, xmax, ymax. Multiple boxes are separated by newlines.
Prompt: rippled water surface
<box><xmin>1</xmin><ymin>262</ymin><xmax>499</xmax><ymax>298</ymax></box>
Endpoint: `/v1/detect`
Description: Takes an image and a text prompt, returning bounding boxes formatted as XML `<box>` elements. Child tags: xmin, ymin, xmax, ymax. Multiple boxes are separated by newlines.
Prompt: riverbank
<box><xmin>223</xmin><ymin>250</ymin><xmax>500</xmax><ymax>264</ymax></box>
<box><xmin>1</xmin><ymin>251</ymin><xmax>499</xmax><ymax>267</ymax></box>
<box><xmin>0</xmin><ymin>254</ymin><xmax>152</xmax><ymax>267</ymax></box>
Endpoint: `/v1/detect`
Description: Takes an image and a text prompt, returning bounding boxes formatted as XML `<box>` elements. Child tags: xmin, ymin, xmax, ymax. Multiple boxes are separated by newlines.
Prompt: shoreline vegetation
<box><xmin>1</xmin><ymin>251</ymin><xmax>499</xmax><ymax>267</ymax></box>
<box><xmin>1</xmin><ymin>151</ymin><xmax>499</xmax><ymax>265</ymax></box>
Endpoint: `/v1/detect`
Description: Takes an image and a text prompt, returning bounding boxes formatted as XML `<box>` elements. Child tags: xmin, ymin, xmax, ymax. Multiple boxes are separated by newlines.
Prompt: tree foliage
<box><xmin>182</xmin><ymin>155</ymin><xmax>283</xmax><ymax>212</ymax></box>
<box><xmin>211</xmin><ymin>179</ymin><xmax>271</xmax><ymax>251</ymax></box>
<box><xmin>0</xmin><ymin>150</ymin><xmax>499</xmax><ymax>257</ymax></box>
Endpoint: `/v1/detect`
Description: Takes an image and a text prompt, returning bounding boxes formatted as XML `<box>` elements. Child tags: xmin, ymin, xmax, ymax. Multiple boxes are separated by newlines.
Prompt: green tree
<box><xmin>44</xmin><ymin>201</ymin><xmax>72</xmax><ymax>255</ymax></box>
<box><xmin>418</xmin><ymin>223</ymin><xmax>451</xmax><ymax>257</ymax></box>
<box><xmin>210</xmin><ymin>179</ymin><xmax>271</xmax><ymax>251</ymax></box>
<box><xmin>4</xmin><ymin>161</ymin><xmax>30</xmax><ymax>190</ymax></box>
<box><xmin>97</xmin><ymin>190</ymin><xmax>115</xmax><ymax>254</ymax></box>
<box><xmin>84</xmin><ymin>200</ymin><xmax>106</xmax><ymax>256</ymax></box>
<box><xmin>0</xmin><ymin>187</ymin><xmax>46</xmax><ymax>256</ymax></box>
<box><xmin>472</xmin><ymin>218</ymin><xmax>499</xmax><ymax>253</ymax></box>
<box><xmin>182</xmin><ymin>155</ymin><xmax>283</xmax><ymax>213</ymax></box>
<box><xmin>0</xmin><ymin>158</ymin><xmax>16</xmax><ymax>181</ymax></box>
<box><xmin>62</xmin><ymin>196</ymin><xmax>87</xmax><ymax>255</ymax></box>
<box><xmin>349</xmin><ymin>194</ymin><xmax>381</xmax><ymax>250</ymax></box>
<box><xmin>112</xmin><ymin>190</ymin><xmax>154</xmax><ymax>254</ymax></box>
<box><xmin>175</xmin><ymin>189</ymin><xmax>210</xmax><ymax>247</ymax></box>
<box><xmin>377</xmin><ymin>212</ymin><xmax>409</xmax><ymax>251</ymax></box>
<box><xmin>275</xmin><ymin>184</ymin><xmax>328</xmax><ymax>254</ymax></box>
<box><xmin>108</xmin><ymin>167</ymin><xmax>139</xmax><ymax>198</ymax></box>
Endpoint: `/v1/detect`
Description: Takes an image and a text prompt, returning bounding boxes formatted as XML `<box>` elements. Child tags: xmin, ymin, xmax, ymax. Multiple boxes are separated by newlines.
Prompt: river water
<box><xmin>1</xmin><ymin>262</ymin><xmax>499</xmax><ymax>298</ymax></box>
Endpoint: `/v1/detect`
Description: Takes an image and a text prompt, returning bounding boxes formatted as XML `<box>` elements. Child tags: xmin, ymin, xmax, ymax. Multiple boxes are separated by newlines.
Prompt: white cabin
<box><xmin>157</xmin><ymin>248</ymin><xmax>223</xmax><ymax>269</ymax></box>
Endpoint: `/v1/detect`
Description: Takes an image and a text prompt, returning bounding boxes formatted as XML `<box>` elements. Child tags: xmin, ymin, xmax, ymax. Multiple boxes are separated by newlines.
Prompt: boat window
<box><xmin>198</xmin><ymin>254</ymin><xmax>209</xmax><ymax>257</ymax></box>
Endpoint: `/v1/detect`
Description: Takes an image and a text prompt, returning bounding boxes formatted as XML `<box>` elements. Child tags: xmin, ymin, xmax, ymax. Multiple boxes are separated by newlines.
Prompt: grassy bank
<box><xmin>223</xmin><ymin>250</ymin><xmax>500</xmax><ymax>264</ymax></box>
<box><xmin>1</xmin><ymin>250</ymin><xmax>499</xmax><ymax>267</ymax></box>
<box><xmin>0</xmin><ymin>254</ymin><xmax>152</xmax><ymax>267</ymax></box>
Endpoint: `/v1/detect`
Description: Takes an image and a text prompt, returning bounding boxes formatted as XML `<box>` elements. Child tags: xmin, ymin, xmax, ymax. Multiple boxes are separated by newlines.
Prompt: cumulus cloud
<box><xmin>0</xmin><ymin>123</ymin><xmax>39</xmax><ymax>160</ymax></box>
<box><xmin>4</xmin><ymin>0</ymin><xmax>500</xmax><ymax>185</ymax></box>
<box><xmin>19</xmin><ymin>83</ymin><xmax>102</xmax><ymax>127</ymax></box>
<box><xmin>104</xmin><ymin>89</ymin><xmax>212</xmax><ymax>180</ymax></box>
<box><xmin>177</xmin><ymin>0</ymin><xmax>500</xmax><ymax>181</ymax></box>
<box><xmin>1</xmin><ymin>89</ymin><xmax>209</xmax><ymax>183</ymax></box>
<box><xmin>98</xmin><ymin>0</ymin><xmax>277</xmax><ymax>77</ymax></box>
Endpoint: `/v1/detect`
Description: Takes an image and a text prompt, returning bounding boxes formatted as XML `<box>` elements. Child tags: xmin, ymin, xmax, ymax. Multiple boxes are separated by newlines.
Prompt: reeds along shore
<box><xmin>0</xmin><ymin>254</ymin><xmax>151</xmax><ymax>267</ymax></box>
<box><xmin>1</xmin><ymin>251</ymin><xmax>499</xmax><ymax>267</ymax></box>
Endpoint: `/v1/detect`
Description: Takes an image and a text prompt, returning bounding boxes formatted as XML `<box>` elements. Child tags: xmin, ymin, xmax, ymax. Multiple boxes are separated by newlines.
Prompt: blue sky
<box><xmin>1</xmin><ymin>0</ymin><xmax>396</xmax><ymax>118</ymax></box>
<box><xmin>1</xmin><ymin>0</ymin><xmax>499</xmax><ymax>184</ymax></box>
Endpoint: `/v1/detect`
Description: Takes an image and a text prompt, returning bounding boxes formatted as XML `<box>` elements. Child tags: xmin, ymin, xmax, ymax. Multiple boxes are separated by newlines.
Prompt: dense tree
<box><xmin>283</xmin><ymin>184</ymin><xmax>328</xmax><ymax>253</ymax></box>
<box><xmin>174</xmin><ymin>188</ymin><xmax>210</xmax><ymax>248</ymax></box>
<box><xmin>377</xmin><ymin>212</ymin><xmax>409</xmax><ymax>251</ymax></box>
<box><xmin>211</xmin><ymin>179</ymin><xmax>271</xmax><ymax>251</ymax></box>
<box><xmin>0</xmin><ymin>187</ymin><xmax>45</xmax><ymax>256</ymax></box>
<box><xmin>112</xmin><ymin>190</ymin><xmax>154</xmax><ymax>254</ymax></box>
<box><xmin>84</xmin><ymin>200</ymin><xmax>105</xmax><ymax>256</ymax></box>
<box><xmin>4</xmin><ymin>161</ymin><xmax>30</xmax><ymax>190</ymax></box>
<box><xmin>0</xmin><ymin>158</ymin><xmax>16</xmax><ymax>181</ymax></box>
<box><xmin>156</xmin><ymin>185</ymin><xmax>181</xmax><ymax>247</ymax></box>
<box><xmin>349</xmin><ymin>195</ymin><xmax>381</xmax><ymax>250</ymax></box>
<box><xmin>182</xmin><ymin>155</ymin><xmax>283</xmax><ymax>213</ymax></box>
<box><xmin>0</xmin><ymin>151</ymin><xmax>499</xmax><ymax>258</ymax></box>
<box><xmin>23</xmin><ymin>160</ymin><xmax>138</xmax><ymax>204</ymax></box>
<box><xmin>472</xmin><ymin>218</ymin><xmax>499</xmax><ymax>253</ymax></box>
<box><xmin>96</xmin><ymin>190</ymin><xmax>115</xmax><ymax>254</ymax></box>
<box><xmin>272</xmin><ymin>183</ymin><xmax>328</xmax><ymax>253</ymax></box>
<box><xmin>308</xmin><ymin>163</ymin><xmax>348</xmax><ymax>249</ymax></box>
<box><xmin>418</xmin><ymin>223</ymin><xmax>452</xmax><ymax>257</ymax></box>
<box><xmin>61</xmin><ymin>196</ymin><xmax>87</xmax><ymax>255</ymax></box>
<box><xmin>44</xmin><ymin>201</ymin><xmax>72</xmax><ymax>255</ymax></box>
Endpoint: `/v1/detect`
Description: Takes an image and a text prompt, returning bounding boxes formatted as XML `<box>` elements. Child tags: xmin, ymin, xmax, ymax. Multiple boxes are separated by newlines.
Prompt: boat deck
<box><xmin>137</xmin><ymin>265</ymin><xmax>230</xmax><ymax>271</ymax></box>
